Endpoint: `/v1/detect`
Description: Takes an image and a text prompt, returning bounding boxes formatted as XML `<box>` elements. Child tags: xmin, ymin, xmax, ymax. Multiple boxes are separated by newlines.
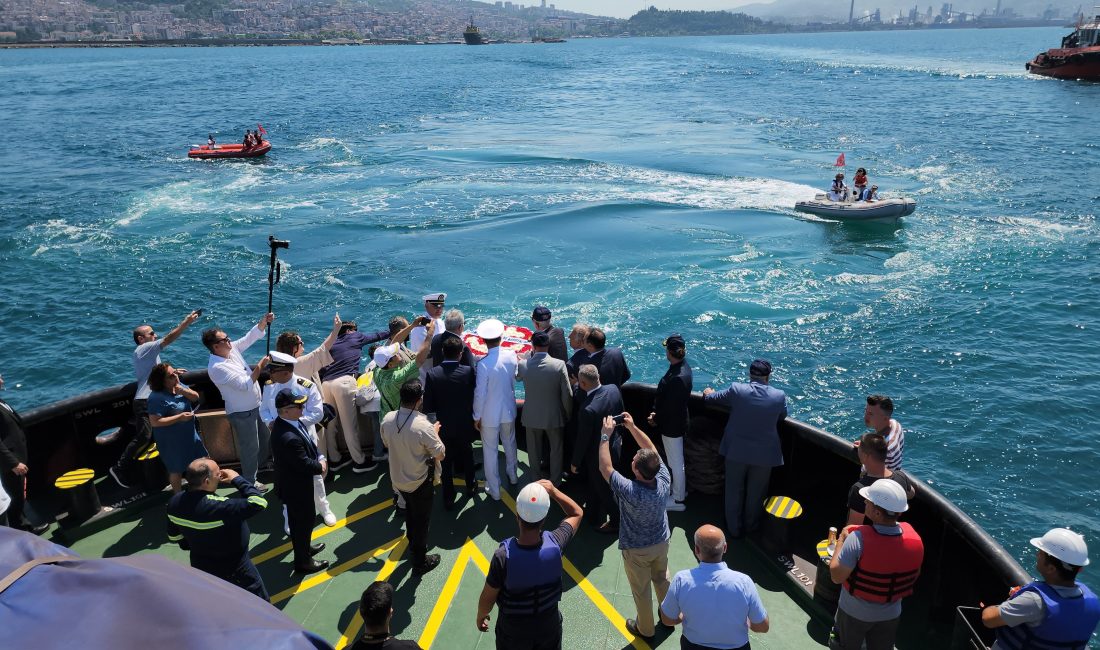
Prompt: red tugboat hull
<box><xmin>1026</xmin><ymin>46</ymin><xmax>1100</xmax><ymax>80</ymax></box>
<box><xmin>188</xmin><ymin>141</ymin><xmax>271</xmax><ymax>159</ymax></box>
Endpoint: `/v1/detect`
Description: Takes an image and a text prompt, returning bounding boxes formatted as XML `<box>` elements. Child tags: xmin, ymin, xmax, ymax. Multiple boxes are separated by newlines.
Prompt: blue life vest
<box><xmin>995</xmin><ymin>581</ymin><xmax>1100</xmax><ymax>650</ymax></box>
<box><xmin>498</xmin><ymin>532</ymin><xmax>563</xmax><ymax>616</ymax></box>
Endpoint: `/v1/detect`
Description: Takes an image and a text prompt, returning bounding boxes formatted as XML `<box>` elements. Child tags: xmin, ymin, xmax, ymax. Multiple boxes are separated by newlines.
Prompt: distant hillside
<box><xmin>730</xmin><ymin>0</ymin><xmax>1079</xmax><ymax>23</ymax></box>
<box><xmin>627</xmin><ymin>6</ymin><xmax>789</xmax><ymax>35</ymax></box>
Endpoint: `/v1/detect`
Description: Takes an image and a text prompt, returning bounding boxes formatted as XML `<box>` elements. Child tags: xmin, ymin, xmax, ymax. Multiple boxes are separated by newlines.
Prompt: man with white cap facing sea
<box><xmin>828</xmin><ymin>479</ymin><xmax>924</xmax><ymax>650</ymax></box>
<box><xmin>476</xmin><ymin>479</ymin><xmax>584</xmax><ymax>649</ymax></box>
<box><xmin>983</xmin><ymin>528</ymin><xmax>1099</xmax><ymax>650</ymax></box>
<box><xmin>473</xmin><ymin>318</ymin><xmax>520</xmax><ymax>500</ymax></box>
<box><xmin>410</xmin><ymin>292</ymin><xmax>447</xmax><ymax>384</ymax></box>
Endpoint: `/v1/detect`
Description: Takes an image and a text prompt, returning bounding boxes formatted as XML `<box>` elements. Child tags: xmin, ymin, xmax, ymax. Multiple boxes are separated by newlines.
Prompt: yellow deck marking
<box><xmin>271</xmin><ymin>536</ymin><xmax>404</xmax><ymax>604</ymax></box>
<box><xmin>764</xmin><ymin>496</ymin><xmax>802</xmax><ymax>519</ymax></box>
<box><xmin>55</xmin><ymin>469</ymin><xmax>95</xmax><ymax>489</ymax></box>
<box><xmin>333</xmin><ymin>538</ymin><xmax>409</xmax><ymax>649</ymax></box>
<box><xmin>418</xmin><ymin>538</ymin><xmax>491</xmax><ymax>649</ymax></box>
<box><xmin>253</xmin><ymin>498</ymin><xmax>394</xmax><ymax>565</ymax></box>
<box><xmin>499</xmin><ymin>491</ymin><xmax>652</xmax><ymax>650</ymax></box>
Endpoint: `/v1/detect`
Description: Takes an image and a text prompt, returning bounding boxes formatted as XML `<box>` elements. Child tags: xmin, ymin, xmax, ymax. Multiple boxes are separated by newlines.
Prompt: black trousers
<box><xmin>682</xmin><ymin>637</ymin><xmax>747</xmax><ymax>650</ymax></box>
<box><xmin>0</xmin><ymin>471</ymin><xmax>28</xmax><ymax>529</ymax></box>
<box><xmin>582</xmin><ymin>434</ymin><xmax>622</xmax><ymax>527</ymax></box>
<box><xmin>496</xmin><ymin>609</ymin><xmax>563</xmax><ymax>650</ymax></box>
<box><xmin>440</xmin><ymin>433</ymin><xmax>475</xmax><ymax>501</ymax></box>
<box><xmin>115</xmin><ymin>399</ymin><xmax>153</xmax><ymax>478</ymax></box>
<box><xmin>193</xmin><ymin>552</ymin><xmax>270</xmax><ymax>601</ymax></box>
<box><xmin>399</xmin><ymin>474</ymin><xmax>434</xmax><ymax>566</ymax></box>
<box><xmin>283</xmin><ymin>493</ymin><xmax>316</xmax><ymax>566</ymax></box>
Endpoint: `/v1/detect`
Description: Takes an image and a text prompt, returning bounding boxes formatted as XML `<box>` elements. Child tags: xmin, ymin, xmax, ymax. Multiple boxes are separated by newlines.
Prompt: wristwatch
<box><xmin>600</xmin><ymin>434</ymin><xmax>610</xmax><ymax>442</ymax></box>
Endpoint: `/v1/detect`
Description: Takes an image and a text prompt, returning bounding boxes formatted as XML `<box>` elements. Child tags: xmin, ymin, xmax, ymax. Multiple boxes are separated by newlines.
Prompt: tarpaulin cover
<box><xmin>0</xmin><ymin>527</ymin><xmax>333</xmax><ymax>649</ymax></box>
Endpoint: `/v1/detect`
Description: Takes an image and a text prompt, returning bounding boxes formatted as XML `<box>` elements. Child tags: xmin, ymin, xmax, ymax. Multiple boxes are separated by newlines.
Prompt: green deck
<box><xmin>65</xmin><ymin>448</ymin><xmax>831</xmax><ymax>650</ymax></box>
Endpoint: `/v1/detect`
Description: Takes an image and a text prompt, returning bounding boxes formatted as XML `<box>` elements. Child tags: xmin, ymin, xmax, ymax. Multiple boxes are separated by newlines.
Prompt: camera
<box><xmin>269</xmin><ymin>235</ymin><xmax>290</xmax><ymax>250</ymax></box>
<box><xmin>612</xmin><ymin>414</ymin><xmax>626</xmax><ymax>425</ymax></box>
<box><xmin>416</xmin><ymin>316</ymin><xmax>432</xmax><ymax>326</ymax></box>
<box><xmin>194</xmin><ymin>308</ymin><xmax>204</xmax><ymax>317</ymax></box>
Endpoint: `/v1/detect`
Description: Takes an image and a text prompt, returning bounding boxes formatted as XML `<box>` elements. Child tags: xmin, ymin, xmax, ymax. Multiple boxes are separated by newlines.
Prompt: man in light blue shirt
<box><xmin>661</xmin><ymin>524</ymin><xmax>770</xmax><ymax>649</ymax></box>
<box><xmin>703</xmin><ymin>359</ymin><xmax>787</xmax><ymax>538</ymax></box>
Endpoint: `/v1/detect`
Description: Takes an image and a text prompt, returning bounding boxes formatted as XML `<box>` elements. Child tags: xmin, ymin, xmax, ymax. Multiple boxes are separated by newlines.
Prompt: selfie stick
<box><xmin>267</xmin><ymin>235</ymin><xmax>290</xmax><ymax>354</ymax></box>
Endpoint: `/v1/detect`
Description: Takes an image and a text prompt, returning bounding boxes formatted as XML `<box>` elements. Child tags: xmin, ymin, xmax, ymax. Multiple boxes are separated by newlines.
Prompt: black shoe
<box><xmin>178</xmin><ymin>538</ymin><xmax>191</xmax><ymax>551</ymax></box>
<box><xmin>294</xmin><ymin>559</ymin><xmax>330</xmax><ymax>574</ymax></box>
<box><xmin>19</xmin><ymin>522</ymin><xmax>50</xmax><ymax>536</ymax></box>
<box><xmin>413</xmin><ymin>554</ymin><xmax>440</xmax><ymax>575</ymax></box>
<box><xmin>394</xmin><ymin>504</ymin><xmax>406</xmax><ymax>517</ymax></box>
<box><xmin>310</xmin><ymin>542</ymin><xmax>325</xmax><ymax>556</ymax></box>
<box><xmin>351</xmin><ymin>460</ymin><xmax>376</xmax><ymax>474</ymax></box>
<box><xmin>625</xmin><ymin>619</ymin><xmax>653</xmax><ymax>640</ymax></box>
<box><xmin>329</xmin><ymin>458</ymin><xmax>352</xmax><ymax>472</ymax></box>
<box><xmin>108</xmin><ymin>466</ymin><xmax>131</xmax><ymax>489</ymax></box>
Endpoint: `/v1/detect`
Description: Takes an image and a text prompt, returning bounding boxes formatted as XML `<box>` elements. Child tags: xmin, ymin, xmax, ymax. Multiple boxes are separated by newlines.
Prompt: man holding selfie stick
<box><xmin>598</xmin><ymin>412</ymin><xmax>672</xmax><ymax>640</ymax></box>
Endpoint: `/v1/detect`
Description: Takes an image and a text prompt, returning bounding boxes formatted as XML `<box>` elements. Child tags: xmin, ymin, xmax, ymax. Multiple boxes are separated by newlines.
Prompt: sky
<box><xmin>549</xmin><ymin>0</ymin><xmax>758</xmax><ymax>19</ymax></box>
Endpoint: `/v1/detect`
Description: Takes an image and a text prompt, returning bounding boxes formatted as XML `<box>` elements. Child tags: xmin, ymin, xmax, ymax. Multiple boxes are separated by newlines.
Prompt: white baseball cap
<box><xmin>1031</xmin><ymin>528</ymin><xmax>1090</xmax><ymax>567</ymax></box>
<box><xmin>476</xmin><ymin>319</ymin><xmax>505</xmax><ymax>340</ymax></box>
<box><xmin>516</xmin><ymin>482</ymin><xmax>550</xmax><ymax>523</ymax></box>
<box><xmin>373</xmin><ymin>344</ymin><xmax>398</xmax><ymax>368</ymax></box>
<box><xmin>858</xmin><ymin>479</ymin><xmax>909</xmax><ymax>514</ymax></box>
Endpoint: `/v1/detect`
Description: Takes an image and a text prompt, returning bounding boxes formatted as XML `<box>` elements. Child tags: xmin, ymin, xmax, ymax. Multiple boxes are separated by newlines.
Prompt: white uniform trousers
<box><xmin>480</xmin><ymin>421</ymin><xmax>517</xmax><ymax>499</ymax></box>
<box><xmin>662</xmin><ymin>435</ymin><xmax>686</xmax><ymax>503</ymax></box>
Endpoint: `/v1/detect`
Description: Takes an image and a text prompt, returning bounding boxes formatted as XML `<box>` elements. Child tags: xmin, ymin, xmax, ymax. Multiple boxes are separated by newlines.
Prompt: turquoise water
<box><xmin>2</xmin><ymin>29</ymin><xmax>1099</xmax><ymax>572</ymax></box>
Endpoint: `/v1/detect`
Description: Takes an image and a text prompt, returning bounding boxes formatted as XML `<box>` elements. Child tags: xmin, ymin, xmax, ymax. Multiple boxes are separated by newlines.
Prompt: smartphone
<box><xmin>612</xmin><ymin>414</ymin><xmax>626</xmax><ymax>424</ymax></box>
<box><xmin>194</xmin><ymin>308</ymin><xmax>204</xmax><ymax>317</ymax></box>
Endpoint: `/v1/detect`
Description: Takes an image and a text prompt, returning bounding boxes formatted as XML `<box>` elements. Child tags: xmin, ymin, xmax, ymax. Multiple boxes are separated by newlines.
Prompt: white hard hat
<box><xmin>516</xmin><ymin>482</ymin><xmax>550</xmax><ymax>523</ymax></box>
<box><xmin>476</xmin><ymin>319</ymin><xmax>505</xmax><ymax>340</ymax></box>
<box><xmin>372</xmin><ymin>344</ymin><xmax>398</xmax><ymax>368</ymax></box>
<box><xmin>1031</xmin><ymin>528</ymin><xmax>1090</xmax><ymax>567</ymax></box>
<box><xmin>858</xmin><ymin>479</ymin><xmax>909</xmax><ymax>514</ymax></box>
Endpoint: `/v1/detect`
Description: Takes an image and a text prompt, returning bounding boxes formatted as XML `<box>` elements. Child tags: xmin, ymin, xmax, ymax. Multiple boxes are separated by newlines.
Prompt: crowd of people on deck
<box><xmin>828</xmin><ymin>167</ymin><xmax>880</xmax><ymax>203</ymax></box>
<box><xmin>2</xmin><ymin>291</ymin><xmax>1098</xmax><ymax>650</ymax></box>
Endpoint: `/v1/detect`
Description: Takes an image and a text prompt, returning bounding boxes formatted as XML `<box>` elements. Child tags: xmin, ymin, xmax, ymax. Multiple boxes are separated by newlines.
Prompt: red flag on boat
<box><xmin>835</xmin><ymin>153</ymin><xmax>846</xmax><ymax>167</ymax></box>
<box><xmin>257</xmin><ymin>124</ymin><xmax>267</xmax><ymax>136</ymax></box>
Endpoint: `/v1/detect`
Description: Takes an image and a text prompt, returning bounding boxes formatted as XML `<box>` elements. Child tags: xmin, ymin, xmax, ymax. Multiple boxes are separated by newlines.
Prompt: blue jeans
<box><xmin>724</xmin><ymin>460</ymin><xmax>771</xmax><ymax>537</ymax></box>
<box><xmin>227</xmin><ymin>408</ymin><xmax>269</xmax><ymax>484</ymax></box>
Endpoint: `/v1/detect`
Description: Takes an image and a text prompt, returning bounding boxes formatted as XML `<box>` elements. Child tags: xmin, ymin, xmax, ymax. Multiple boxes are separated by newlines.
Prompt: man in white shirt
<box><xmin>260</xmin><ymin>351</ymin><xmax>336</xmax><ymax>527</ymax></box>
<box><xmin>203</xmin><ymin>312</ymin><xmax>273</xmax><ymax>489</ymax></box>
<box><xmin>110</xmin><ymin>309</ymin><xmax>201</xmax><ymax>488</ymax></box>
<box><xmin>473</xmin><ymin>319</ymin><xmax>519</xmax><ymax>500</ymax></box>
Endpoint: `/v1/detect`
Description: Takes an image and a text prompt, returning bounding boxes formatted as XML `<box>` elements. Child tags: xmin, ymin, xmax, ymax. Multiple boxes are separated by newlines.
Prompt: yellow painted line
<box><xmin>764</xmin><ymin>496</ymin><xmax>802</xmax><ymax>519</ymax></box>
<box><xmin>333</xmin><ymin>538</ymin><xmax>408</xmax><ymax>649</ymax></box>
<box><xmin>271</xmin><ymin>536</ymin><xmax>404</xmax><ymax>605</ymax></box>
<box><xmin>253</xmin><ymin>497</ymin><xmax>394</xmax><ymax>565</ymax></box>
<box><xmin>55</xmin><ymin>469</ymin><xmax>95</xmax><ymax>488</ymax></box>
<box><xmin>418</xmin><ymin>538</ymin><xmax>490</xmax><ymax>649</ymax></box>
<box><xmin>499</xmin><ymin>492</ymin><xmax>652</xmax><ymax>650</ymax></box>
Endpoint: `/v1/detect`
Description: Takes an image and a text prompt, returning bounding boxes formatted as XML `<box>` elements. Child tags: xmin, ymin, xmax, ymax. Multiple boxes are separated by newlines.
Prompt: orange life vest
<box><xmin>844</xmin><ymin>522</ymin><xmax>924</xmax><ymax>603</ymax></box>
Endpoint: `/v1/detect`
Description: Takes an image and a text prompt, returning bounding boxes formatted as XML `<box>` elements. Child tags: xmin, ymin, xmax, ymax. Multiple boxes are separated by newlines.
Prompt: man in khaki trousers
<box><xmin>598</xmin><ymin>412</ymin><xmax>672</xmax><ymax>640</ymax></box>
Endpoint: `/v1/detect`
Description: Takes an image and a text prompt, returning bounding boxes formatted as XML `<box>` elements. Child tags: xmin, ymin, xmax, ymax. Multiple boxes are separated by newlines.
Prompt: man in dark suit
<box><xmin>423</xmin><ymin>336</ymin><xmax>477</xmax><ymax>508</ymax></box>
<box><xmin>569</xmin><ymin>364</ymin><xmax>625</xmax><ymax>534</ymax></box>
<box><xmin>566</xmin><ymin>324</ymin><xmax>590</xmax><ymax>380</ymax></box>
<box><xmin>429</xmin><ymin>309</ymin><xmax>476</xmax><ymax>369</ymax></box>
<box><xmin>530</xmin><ymin>305</ymin><xmax>568</xmax><ymax>362</ymax></box>
<box><xmin>518</xmin><ymin>330</ymin><xmax>573</xmax><ymax>485</ymax></box>
<box><xmin>270</xmin><ymin>389</ymin><xmax>329</xmax><ymax>574</ymax></box>
<box><xmin>584</xmin><ymin>328</ymin><xmax>631</xmax><ymax>388</ymax></box>
<box><xmin>0</xmin><ymin>373</ymin><xmax>48</xmax><ymax>534</ymax></box>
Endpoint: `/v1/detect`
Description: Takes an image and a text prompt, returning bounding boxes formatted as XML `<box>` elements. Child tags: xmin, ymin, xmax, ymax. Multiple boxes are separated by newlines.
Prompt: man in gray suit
<box><xmin>518</xmin><ymin>331</ymin><xmax>573</xmax><ymax>486</ymax></box>
<box><xmin>703</xmin><ymin>359</ymin><xmax>788</xmax><ymax>539</ymax></box>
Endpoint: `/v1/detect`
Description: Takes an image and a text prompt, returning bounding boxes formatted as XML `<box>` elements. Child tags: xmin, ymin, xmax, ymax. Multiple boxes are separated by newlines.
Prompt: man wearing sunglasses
<box><xmin>203</xmin><ymin>313</ymin><xmax>274</xmax><ymax>491</ymax></box>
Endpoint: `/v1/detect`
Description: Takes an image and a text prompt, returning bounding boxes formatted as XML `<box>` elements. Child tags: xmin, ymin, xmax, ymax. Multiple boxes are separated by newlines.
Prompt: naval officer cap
<box><xmin>275</xmin><ymin>388</ymin><xmax>308</xmax><ymax>409</ymax></box>
<box><xmin>531</xmin><ymin>305</ymin><xmax>552</xmax><ymax>322</ymax></box>
<box><xmin>663</xmin><ymin>334</ymin><xmax>686</xmax><ymax>351</ymax></box>
<box><xmin>476</xmin><ymin>319</ymin><xmax>505</xmax><ymax>340</ymax></box>
<box><xmin>422</xmin><ymin>293</ymin><xmax>447</xmax><ymax>305</ymax></box>
<box><xmin>268</xmin><ymin>351</ymin><xmax>297</xmax><ymax>370</ymax></box>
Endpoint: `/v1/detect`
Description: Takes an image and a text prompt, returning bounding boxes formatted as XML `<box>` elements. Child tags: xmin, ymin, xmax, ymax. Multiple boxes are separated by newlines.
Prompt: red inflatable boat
<box><xmin>188</xmin><ymin>140</ymin><xmax>271</xmax><ymax>159</ymax></box>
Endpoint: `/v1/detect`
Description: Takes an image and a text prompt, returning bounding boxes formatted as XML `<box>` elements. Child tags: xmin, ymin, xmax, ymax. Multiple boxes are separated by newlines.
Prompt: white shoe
<box><xmin>322</xmin><ymin>511</ymin><xmax>338</xmax><ymax>526</ymax></box>
<box><xmin>665</xmin><ymin>498</ymin><xmax>686</xmax><ymax>512</ymax></box>
<box><xmin>372</xmin><ymin>453</ymin><xmax>389</xmax><ymax>462</ymax></box>
<box><xmin>484</xmin><ymin>485</ymin><xmax>501</xmax><ymax>501</ymax></box>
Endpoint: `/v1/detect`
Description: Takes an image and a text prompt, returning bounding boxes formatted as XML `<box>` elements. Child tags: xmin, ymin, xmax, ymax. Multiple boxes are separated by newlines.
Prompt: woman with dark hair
<box><xmin>147</xmin><ymin>363</ymin><xmax>208</xmax><ymax>496</ymax></box>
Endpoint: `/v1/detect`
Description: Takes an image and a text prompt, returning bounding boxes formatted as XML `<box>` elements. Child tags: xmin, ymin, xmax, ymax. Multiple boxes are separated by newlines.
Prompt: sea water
<box><xmin>1</xmin><ymin>28</ymin><xmax>1098</xmax><ymax>571</ymax></box>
